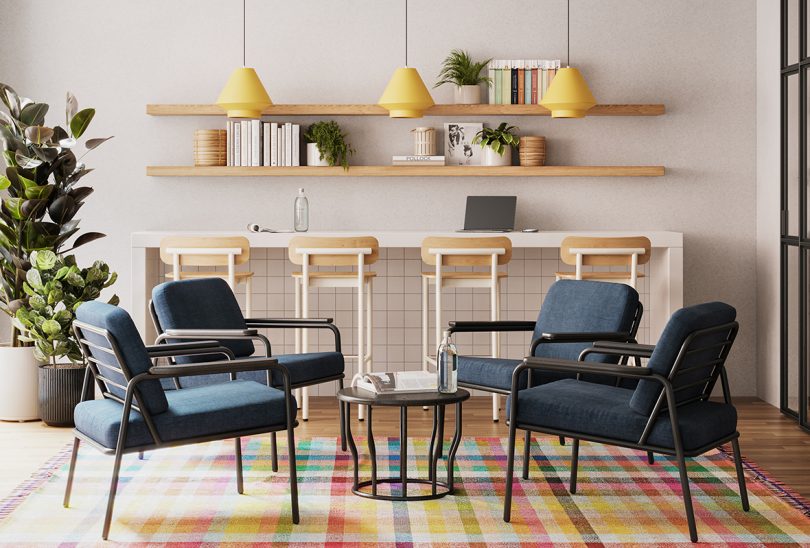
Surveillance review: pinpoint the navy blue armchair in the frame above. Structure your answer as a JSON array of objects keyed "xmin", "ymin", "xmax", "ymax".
[
  {"xmin": 503, "ymin": 302, "xmax": 749, "ymax": 543},
  {"xmin": 150, "ymin": 278, "xmax": 346, "ymax": 456},
  {"xmin": 66, "ymin": 301, "xmax": 300, "ymax": 540}
]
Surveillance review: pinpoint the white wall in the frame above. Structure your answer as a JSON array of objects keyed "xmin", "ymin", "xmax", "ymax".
[
  {"xmin": 0, "ymin": 0, "xmax": 759, "ymax": 394},
  {"xmin": 756, "ymin": 0, "xmax": 781, "ymax": 406}
]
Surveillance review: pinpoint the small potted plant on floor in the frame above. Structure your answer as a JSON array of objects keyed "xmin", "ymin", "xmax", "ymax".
[
  {"xmin": 304, "ymin": 121, "xmax": 353, "ymax": 170},
  {"xmin": 472, "ymin": 123, "xmax": 519, "ymax": 166},
  {"xmin": 434, "ymin": 49, "xmax": 492, "ymax": 105},
  {"xmin": 14, "ymin": 251, "xmax": 118, "ymax": 426}
]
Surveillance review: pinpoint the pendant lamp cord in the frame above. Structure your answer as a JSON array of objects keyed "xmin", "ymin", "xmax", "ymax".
[
  {"xmin": 243, "ymin": 0, "xmax": 247, "ymax": 67},
  {"xmin": 405, "ymin": 0, "xmax": 409, "ymax": 66},
  {"xmin": 566, "ymin": 0, "xmax": 570, "ymax": 67}
]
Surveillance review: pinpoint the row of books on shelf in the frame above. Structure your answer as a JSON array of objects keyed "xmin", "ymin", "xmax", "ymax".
[
  {"xmin": 487, "ymin": 59, "xmax": 561, "ymax": 105},
  {"xmin": 226, "ymin": 120, "xmax": 300, "ymax": 167}
]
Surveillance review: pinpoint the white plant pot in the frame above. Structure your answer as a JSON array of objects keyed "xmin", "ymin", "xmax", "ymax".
[
  {"xmin": 453, "ymin": 85, "xmax": 482, "ymax": 105},
  {"xmin": 483, "ymin": 146, "xmax": 512, "ymax": 166},
  {"xmin": 0, "ymin": 345, "xmax": 41, "ymax": 421},
  {"xmin": 306, "ymin": 143, "xmax": 330, "ymax": 167}
]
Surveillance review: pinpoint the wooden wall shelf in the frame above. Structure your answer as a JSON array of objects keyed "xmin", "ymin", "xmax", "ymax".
[
  {"xmin": 146, "ymin": 165, "xmax": 665, "ymax": 178},
  {"xmin": 146, "ymin": 103, "xmax": 665, "ymax": 117}
]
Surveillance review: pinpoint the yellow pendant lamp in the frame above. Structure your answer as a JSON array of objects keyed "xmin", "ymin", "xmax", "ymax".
[
  {"xmin": 540, "ymin": 0, "xmax": 596, "ymax": 118},
  {"xmin": 378, "ymin": 0, "xmax": 434, "ymax": 118},
  {"xmin": 216, "ymin": 0, "xmax": 272, "ymax": 118}
]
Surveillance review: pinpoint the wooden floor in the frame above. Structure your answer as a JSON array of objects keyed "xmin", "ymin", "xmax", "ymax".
[{"xmin": 1, "ymin": 397, "xmax": 809, "ymax": 500}]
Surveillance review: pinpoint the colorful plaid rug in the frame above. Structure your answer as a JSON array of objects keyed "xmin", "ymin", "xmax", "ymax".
[{"xmin": 0, "ymin": 436, "xmax": 808, "ymax": 546}]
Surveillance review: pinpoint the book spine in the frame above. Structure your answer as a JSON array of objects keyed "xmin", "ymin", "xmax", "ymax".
[
  {"xmin": 251, "ymin": 119, "xmax": 261, "ymax": 166},
  {"xmin": 233, "ymin": 122, "xmax": 240, "ymax": 166},
  {"xmin": 270, "ymin": 122, "xmax": 278, "ymax": 166},
  {"xmin": 531, "ymin": 61, "xmax": 538, "ymax": 104},
  {"xmin": 292, "ymin": 124, "xmax": 300, "ymax": 167},
  {"xmin": 501, "ymin": 60, "xmax": 511, "ymax": 105},
  {"xmin": 524, "ymin": 60, "xmax": 532, "ymax": 104},
  {"xmin": 225, "ymin": 120, "xmax": 232, "ymax": 166},
  {"xmin": 285, "ymin": 123, "xmax": 292, "ymax": 167},
  {"xmin": 263, "ymin": 122, "xmax": 270, "ymax": 166},
  {"xmin": 510, "ymin": 61, "xmax": 518, "ymax": 104},
  {"xmin": 494, "ymin": 60, "xmax": 501, "ymax": 105},
  {"xmin": 488, "ymin": 60, "xmax": 495, "ymax": 104},
  {"xmin": 280, "ymin": 126, "xmax": 286, "ymax": 167},
  {"xmin": 540, "ymin": 61, "xmax": 548, "ymax": 101},
  {"xmin": 239, "ymin": 120, "xmax": 247, "ymax": 166},
  {"xmin": 517, "ymin": 60, "xmax": 525, "ymax": 105}
]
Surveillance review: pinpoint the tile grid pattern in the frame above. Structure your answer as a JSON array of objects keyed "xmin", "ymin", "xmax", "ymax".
[{"xmin": 152, "ymin": 248, "xmax": 650, "ymax": 395}]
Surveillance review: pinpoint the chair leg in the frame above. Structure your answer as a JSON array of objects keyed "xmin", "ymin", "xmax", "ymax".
[
  {"xmin": 559, "ymin": 435, "xmax": 566, "ymax": 446},
  {"xmin": 101, "ymin": 448, "xmax": 125, "ymax": 540},
  {"xmin": 339, "ymin": 380, "xmax": 347, "ymax": 451},
  {"xmin": 569, "ymin": 439, "xmax": 579, "ymax": 494},
  {"xmin": 270, "ymin": 432, "xmax": 279, "ymax": 472},
  {"xmin": 138, "ymin": 451, "xmax": 144, "ymax": 460},
  {"xmin": 286, "ymin": 425, "xmax": 300, "ymax": 524},
  {"xmin": 647, "ymin": 451, "xmax": 655, "ymax": 464},
  {"xmin": 521, "ymin": 430, "xmax": 531, "ymax": 479},
  {"xmin": 63, "ymin": 437, "xmax": 80, "ymax": 507},
  {"xmin": 235, "ymin": 437, "xmax": 244, "ymax": 494},
  {"xmin": 731, "ymin": 438, "xmax": 750, "ymax": 511},
  {"xmin": 675, "ymin": 450, "xmax": 698, "ymax": 542},
  {"xmin": 503, "ymin": 423, "xmax": 518, "ymax": 522}
]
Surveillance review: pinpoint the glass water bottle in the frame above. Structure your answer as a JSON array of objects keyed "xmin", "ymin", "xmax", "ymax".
[
  {"xmin": 437, "ymin": 330, "xmax": 458, "ymax": 393},
  {"xmin": 294, "ymin": 188, "xmax": 309, "ymax": 232}
]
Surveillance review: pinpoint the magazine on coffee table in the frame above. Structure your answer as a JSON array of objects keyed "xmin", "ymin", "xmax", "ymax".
[{"xmin": 353, "ymin": 371, "xmax": 437, "ymax": 394}]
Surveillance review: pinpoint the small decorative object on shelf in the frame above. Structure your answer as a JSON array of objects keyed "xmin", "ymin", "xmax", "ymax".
[
  {"xmin": 437, "ymin": 330, "xmax": 458, "ymax": 394},
  {"xmin": 294, "ymin": 188, "xmax": 309, "ymax": 232},
  {"xmin": 444, "ymin": 122, "xmax": 483, "ymax": 165},
  {"xmin": 473, "ymin": 122, "xmax": 519, "ymax": 166},
  {"xmin": 412, "ymin": 126, "xmax": 437, "ymax": 155},
  {"xmin": 303, "ymin": 121, "xmax": 353, "ymax": 170},
  {"xmin": 519, "ymin": 136, "xmax": 546, "ymax": 166},
  {"xmin": 487, "ymin": 59, "xmax": 561, "ymax": 105},
  {"xmin": 435, "ymin": 49, "xmax": 492, "ymax": 105},
  {"xmin": 193, "ymin": 129, "xmax": 226, "ymax": 166},
  {"xmin": 392, "ymin": 155, "xmax": 445, "ymax": 166}
]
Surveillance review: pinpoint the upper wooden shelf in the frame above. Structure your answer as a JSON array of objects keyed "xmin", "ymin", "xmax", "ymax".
[
  {"xmin": 146, "ymin": 165, "xmax": 665, "ymax": 177},
  {"xmin": 146, "ymin": 103, "xmax": 665, "ymax": 117}
]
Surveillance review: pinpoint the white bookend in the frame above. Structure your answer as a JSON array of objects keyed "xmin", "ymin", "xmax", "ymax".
[
  {"xmin": 251, "ymin": 119, "xmax": 261, "ymax": 166},
  {"xmin": 233, "ymin": 122, "xmax": 241, "ymax": 167},
  {"xmin": 263, "ymin": 122, "xmax": 270, "ymax": 166},
  {"xmin": 285, "ymin": 123, "xmax": 292, "ymax": 167},
  {"xmin": 292, "ymin": 124, "xmax": 300, "ymax": 166},
  {"xmin": 270, "ymin": 122, "xmax": 278, "ymax": 166}
]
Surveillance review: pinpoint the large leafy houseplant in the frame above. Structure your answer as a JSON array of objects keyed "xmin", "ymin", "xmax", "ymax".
[
  {"xmin": 0, "ymin": 83, "xmax": 111, "ymax": 346},
  {"xmin": 434, "ymin": 49, "xmax": 492, "ymax": 88},
  {"xmin": 304, "ymin": 121, "xmax": 354, "ymax": 170},
  {"xmin": 14, "ymin": 250, "xmax": 118, "ymax": 365}
]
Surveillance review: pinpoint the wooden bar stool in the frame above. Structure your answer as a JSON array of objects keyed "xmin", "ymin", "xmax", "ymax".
[
  {"xmin": 421, "ymin": 236, "xmax": 512, "ymax": 421},
  {"xmin": 556, "ymin": 236, "xmax": 651, "ymax": 289},
  {"xmin": 288, "ymin": 236, "xmax": 379, "ymax": 421},
  {"xmin": 159, "ymin": 236, "xmax": 254, "ymax": 315}
]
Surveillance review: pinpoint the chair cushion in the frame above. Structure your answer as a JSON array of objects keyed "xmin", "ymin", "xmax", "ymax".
[
  {"xmin": 74, "ymin": 380, "xmax": 293, "ymax": 449},
  {"xmin": 168, "ymin": 352, "xmax": 344, "ymax": 389},
  {"xmin": 513, "ymin": 378, "xmax": 737, "ymax": 451},
  {"xmin": 533, "ymin": 280, "xmax": 640, "ymax": 363},
  {"xmin": 630, "ymin": 302, "xmax": 737, "ymax": 416},
  {"xmin": 151, "ymin": 278, "xmax": 255, "ymax": 360},
  {"xmin": 458, "ymin": 355, "xmax": 570, "ymax": 392},
  {"xmin": 75, "ymin": 302, "xmax": 169, "ymax": 415}
]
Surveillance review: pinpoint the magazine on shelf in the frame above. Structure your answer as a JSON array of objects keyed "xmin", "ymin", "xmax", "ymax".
[{"xmin": 353, "ymin": 371, "xmax": 437, "ymax": 394}]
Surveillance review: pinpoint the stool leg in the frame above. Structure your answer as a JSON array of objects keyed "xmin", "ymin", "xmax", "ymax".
[
  {"xmin": 357, "ymin": 261, "xmax": 365, "ymax": 422},
  {"xmin": 422, "ymin": 276, "xmax": 429, "ymax": 371},
  {"xmin": 366, "ymin": 280, "xmax": 373, "ymax": 366},
  {"xmin": 245, "ymin": 276, "xmax": 252, "ymax": 318},
  {"xmin": 302, "ymin": 387, "xmax": 309, "ymax": 421},
  {"xmin": 491, "ymin": 275, "xmax": 500, "ymax": 422},
  {"xmin": 294, "ymin": 277, "xmax": 302, "ymax": 408}
]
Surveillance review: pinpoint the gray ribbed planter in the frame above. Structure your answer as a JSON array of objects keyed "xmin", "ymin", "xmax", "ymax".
[{"xmin": 38, "ymin": 364, "xmax": 87, "ymax": 427}]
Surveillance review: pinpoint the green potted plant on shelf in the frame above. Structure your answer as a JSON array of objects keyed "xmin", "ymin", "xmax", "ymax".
[
  {"xmin": 14, "ymin": 251, "xmax": 118, "ymax": 426},
  {"xmin": 304, "ymin": 121, "xmax": 354, "ymax": 170},
  {"xmin": 472, "ymin": 122, "xmax": 519, "ymax": 166},
  {"xmin": 0, "ymin": 82, "xmax": 111, "ymax": 421},
  {"xmin": 434, "ymin": 49, "xmax": 492, "ymax": 105}
]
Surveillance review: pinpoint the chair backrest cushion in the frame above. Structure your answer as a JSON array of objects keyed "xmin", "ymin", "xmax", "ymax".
[
  {"xmin": 629, "ymin": 302, "xmax": 737, "ymax": 416},
  {"xmin": 159, "ymin": 235, "xmax": 250, "ymax": 267},
  {"xmin": 420, "ymin": 236, "xmax": 512, "ymax": 266},
  {"xmin": 533, "ymin": 280, "xmax": 640, "ymax": 362},
  {"xmin": 75, "ymin": 301, "xmax": 169, "ymax": 415},
  {"xmin": 151, "ymin": 278, "xmax": 255, "ymax": 359}
]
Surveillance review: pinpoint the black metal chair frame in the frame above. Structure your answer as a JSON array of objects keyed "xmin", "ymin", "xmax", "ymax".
[
  {"xmin": 66, "ymin": 321, "xmax": 300, "ymax": 540},
  {"xmin": 502, "ymin": 321, "xmax": 750, "ymax": 543},
  {"xmin": 149, "ymin": 300, "xmax": 347, "ymax": 459}
]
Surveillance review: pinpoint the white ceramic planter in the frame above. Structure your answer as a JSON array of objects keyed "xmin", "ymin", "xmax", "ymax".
[
  {"xmin": 483, "ymin": 146, "xmax": 512, "ymax": 166},
  {"xmin": 306, "ymin": 143, "xmax": 330, "ymax": 167},
  {"xmin": 453, "ymin": 85, "xmax": 482, "ymax": 105},
  {"xmin": 0, "ymin": 345, "xmax": 40, "ymax": 421}
]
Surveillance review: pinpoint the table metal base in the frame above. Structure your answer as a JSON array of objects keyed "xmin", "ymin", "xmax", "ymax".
[{"xmin": 352, "ymin": 478, "xmax": 453, "ymax": 501}]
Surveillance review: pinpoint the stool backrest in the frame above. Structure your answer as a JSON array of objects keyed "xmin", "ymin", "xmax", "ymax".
[
  {"xmin": 288, "ymin": 236, "xmax": 379, "ymax": 266},
  {"xmin": 420, "ymin": 236, "xmax": 513, "ymax": 266},
  {"xmin": 159, "ymin": 236, "xmax": 250, "ymax": 268},
  {"xmin": 560, "ymin": 236, "xmax": 651, "ymax": 268}
]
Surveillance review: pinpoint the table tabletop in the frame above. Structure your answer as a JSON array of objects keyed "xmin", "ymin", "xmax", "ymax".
[{"xmin": 337, "ymin": 387, "xmax": 471, "ymax": 407}]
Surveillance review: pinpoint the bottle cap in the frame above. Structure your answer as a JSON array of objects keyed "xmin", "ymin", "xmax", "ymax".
[{"xmin": 298, "ymin": 188, "xmax": 304, "ymax": 194}]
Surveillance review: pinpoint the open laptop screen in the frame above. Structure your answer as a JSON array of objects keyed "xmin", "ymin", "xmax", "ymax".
[{"xmin": 463, "ymin": 196, "xmax": 517, "ymax": 231}]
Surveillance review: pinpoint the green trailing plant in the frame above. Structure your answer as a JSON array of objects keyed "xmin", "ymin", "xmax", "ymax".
[
  {"xmin": 13, "ymin": 250, "xmax": 118, "ymax": 365},
  {"xmin": 304, "ymin": 121, "xmax": 353, "ymax": 170},
  {"xmin": 434, "ymin": 49, "xmax": 492, "ymax": 88},
  {"xmin": 472, "ymin": 123, "xmax": 519, "ymax": 156},
  {"xmin": 0, "ymin": 83, "xmax": 112, "ymax": 345}
]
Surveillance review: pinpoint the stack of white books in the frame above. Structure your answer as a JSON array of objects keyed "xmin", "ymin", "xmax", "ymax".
[
  {"xmin": 226, "ymin": 120, "xmax": 300, "ymax": 167},
  {"xmin": 391, "ymin": 155, "xmax": 446, "ymax": 166},
  {"xmin": 352, "ymin": 371, "xmax": 438, "ymax": 394}
]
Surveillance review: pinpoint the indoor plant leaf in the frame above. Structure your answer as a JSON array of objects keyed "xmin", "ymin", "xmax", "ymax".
[
  {"xmin": 18, "ymin": 103, "xmax": 49, "ymax": 127},
  {"xmin": 85, "ymin": 136, "xmax": 112, "ymax": 150},
  {"xmin": 69, "ymin": 108, "xmax": 95, "ymax": 139}
]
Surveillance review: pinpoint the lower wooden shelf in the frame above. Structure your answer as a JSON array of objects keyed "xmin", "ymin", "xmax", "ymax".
[{"xmin": 146, "ymin": 165, "xmax": 665, "ymax": 177}]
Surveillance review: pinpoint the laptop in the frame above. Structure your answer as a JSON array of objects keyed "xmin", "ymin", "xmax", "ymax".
[{"xmin": 458, "ymin": 196, "xmax": 517, "ymax": 232}]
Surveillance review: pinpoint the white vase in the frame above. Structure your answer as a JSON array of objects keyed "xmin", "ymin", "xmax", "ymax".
[
  {"xmin": 453, "ymin": 85, "xmax": 482, "ymax": 105},
  {"xmin": 483, "ymin": 146, "xmax": 512, "ymax": 166},
  {"xmin": 0, "ymin": 345, "xmax": 41, "ymax": 421},
  {"xmin": 306, "ymin": 143, "xmax": 330, "ymax": 167}
]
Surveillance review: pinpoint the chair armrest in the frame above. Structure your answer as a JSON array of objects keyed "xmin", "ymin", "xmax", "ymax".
[
  {"xmin": 448, "ymin": 320, "xmax": 536, "ymax": 334},
  {"xmin": 588, "ymin": 341, "xmax": 655, "ymax": 358},
  {"xmin": 145, "ymin": 341, "xmax": 236, "ymax": 360},
  {"xmin": 149, "ymin": 357, "xmax": 281, "ymax": 378},
  {"xmin": 163, "ymin": 328, "xmax": 258, "ymax": 338},
  {"xmin": 518, "ymin": 356, "xmax": 652, "ymax": 382},
  {"xmin": 246, "ymin": 317, "xmax": 333, "ymax": 325},
  {"xmin": 530, "ymin": 331, "xmax": 633, "ymax": 355}
]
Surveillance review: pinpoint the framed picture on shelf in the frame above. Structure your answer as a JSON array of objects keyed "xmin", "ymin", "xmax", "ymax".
[{"xmin": 444, "ymin": 122, "xmax": 483, "ymax": 165}]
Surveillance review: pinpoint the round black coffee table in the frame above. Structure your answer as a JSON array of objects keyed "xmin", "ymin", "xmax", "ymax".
[{"xmin": 336, "ymin": 387, "xmax": 470, "ymax": 501}]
